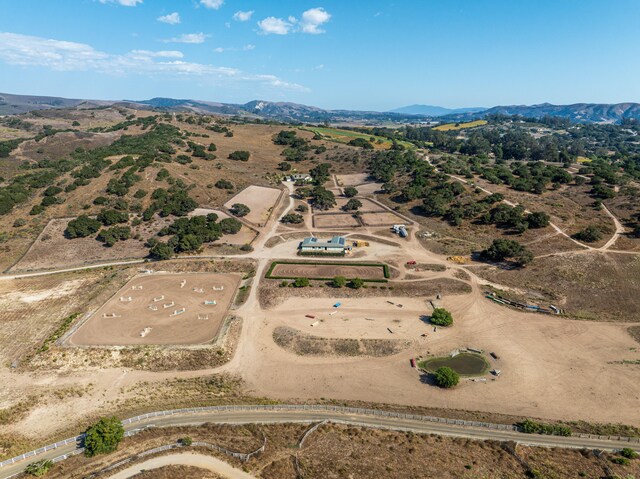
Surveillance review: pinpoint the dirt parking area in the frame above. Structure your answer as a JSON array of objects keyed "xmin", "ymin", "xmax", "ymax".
[
  {"xmin": 224, "ymin": 185, "xmax": 282, "ymax": 226},
  {"xmin": 313, "ymin": 213, "xmax": 360, "ymax": 228},
  {"xmin": 69, "ymin": 273, "xmax": 240, "ymax": 346},
  {"xmin": 268, "ymin": 262, "xmax": 386, "ymax": 280},
  {"xmin": 360, "ymin": 211, "xmax": 407, "ymax": 226}
]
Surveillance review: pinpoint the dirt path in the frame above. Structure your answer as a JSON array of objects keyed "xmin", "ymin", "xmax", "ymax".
[
  {"xmin": 106, "ymin": 452, "xmax": 255, "ymax": 479},
  {"xmin": 599, "ymin": 203, "xmax": 625, "ymax": 250}
]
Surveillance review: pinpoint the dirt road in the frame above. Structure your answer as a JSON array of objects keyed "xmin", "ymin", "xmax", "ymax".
[{"xmin": 106, "ymin": 452, "xmax": 255, "ymax": 479}]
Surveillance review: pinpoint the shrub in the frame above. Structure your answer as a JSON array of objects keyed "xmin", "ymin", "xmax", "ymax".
[
  {"xmin": 525, "ymin": 211, "xmax": 550, "ymax": 229},
  {"xmin": 430, "ymin": 308, "xmax": 453, "ymax": 327},
  {"xmin": 281, "ymin": 213, "xmax": 304, "ymax": 224},
  {"xmin": 97, "ymin": 226, "xmax": 131, "ymax": 247},
  {"xmin": 180, "ymin": 436, "xmax": 193, "ymax": 446},
  {"xmin": 13, "ymin": 218, "xmax": 26, "ymax": 227},
  {"xmin": 84, "ymin": 417, "xmax": 125, "ymax": 456},
  {"xmin": 149, "ymin": 241, "xmax": 173, "ymax": 260},
  {"xmin": 215, "ymin": 179, "xmax": 234, "ymax": 190},
  {"xmin": 24, "ymin": 459, "xmax": 53, "ymax": 477},
  {"xmin": 228, "ymin": 150, "xmax": 250, "ymax": 161},
  {"xmin": 517, "ymin": 419, "xmax": 572, "ymax": 436},
  {"xmin": 230, "ymin": 203, "xmax": 250, "ymax": 217},
  {"xmin": 65, "ymin": 215, "xmax": 101, "ymax": 238},
  {"xmin": 481, "ymin": 239, "xmax": 533, "ymax": 266},
  {"xmin": 93, "ymin": 196, "xmax": 108, "ymax": 205},
  {"xmin": 610, "ymin": 457, "xmax": 629, "ymax": 465},
  {"xmin": 219, "ymin": 217, "xmax": 242, "ymax": 234},
  {"xmin": 433, "ymin": 367, "xmax": 459, "ymax": 388},
  {"xmin": 296, "ymin": 204, "xmax": 308, "ymax": 212},
  {"xmin": 349, "ymin": 277, "xmax": 365, "ymax": 289},
  {"xmin": 97, "ymin": 209, "xmax": 129, "ymax": 226},
  {"xmin": 208, "ymin": 143, "xmax": 217, "ymax": 152},
  {"xmin": 293, "ymin": 277, "xmax": 310, "ymax": 288},
  {"xmin": 278, "ymin": 161, "xmax": 292, "ymax": 171},
  {"xmin": 343, "ymin": 186, "xmax": 358, "ymax": 198},
  {"xmin": 620, "ymin": 448, "xmax": 638, "ymax": 459},
  {"xmin": 331, "ymin": 276, "xmax": 347, "ymax": 288},
  {"xmin": 343, "ymin": 199, "xmax": 363, "ymax": 211},
  {"xmin": 573, "ymin": 225, "xmax": 603, "ymax": 243},
  {"xmin": 133, "ymin": 189, "xmax": 147, "ymax": 199}
]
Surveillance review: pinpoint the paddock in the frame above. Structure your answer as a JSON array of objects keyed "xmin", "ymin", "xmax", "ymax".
[{"xmin": 69, "ymin": 273, "xmax": 240, "ymax": 346}]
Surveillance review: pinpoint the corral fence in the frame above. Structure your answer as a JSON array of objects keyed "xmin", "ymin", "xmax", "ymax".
[{"xmin": 3, "ymin": 404, "xmax": 639, "ymax": 470}]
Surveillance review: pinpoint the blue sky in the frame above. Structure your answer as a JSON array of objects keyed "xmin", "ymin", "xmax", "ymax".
[{"xmin": 0, "ymin": 0, "xmax": 639, "ymax": 110}]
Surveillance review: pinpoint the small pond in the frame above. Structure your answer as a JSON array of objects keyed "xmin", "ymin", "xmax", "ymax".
[{"xmin": 419, "ymin": 352, "xmax": 489, "ymax": 376}]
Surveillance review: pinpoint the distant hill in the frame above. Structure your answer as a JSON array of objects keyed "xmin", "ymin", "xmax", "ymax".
[
  {"xmin": 389, "ymin": 104, "xmax": 486, "ymax": 117},
  {"xmin": 477, "ymin": 103, "xmax": 640, "ymax": 124},
  {"xmin": 2, "ymin": 93, "xmax": 640, "ymax": 124},
  {"xmin": 0, "ymin": 92, "xmax": 113, "ymax": 115}
]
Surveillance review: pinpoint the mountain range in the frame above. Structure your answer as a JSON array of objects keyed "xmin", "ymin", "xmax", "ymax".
[
  {"xmin": 388, "ymin": 104, "xmax": 486, "ymax": 116},
  {"xmin": 1, "ymin": 92, "xmax": 639, "ymax": 124}
]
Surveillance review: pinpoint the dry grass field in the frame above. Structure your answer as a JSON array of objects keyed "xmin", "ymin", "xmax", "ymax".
[
  {"xmin": 70, "ymin": 273, "xmax": 240, "ymax": 346},
  {"xmin": 43, "ymin": 423, "xmax": 640, "ymax": 479},
  {"xmin": 223, "ymin": 185, "xmax": 282, "ymax": 226},
  {"xmin": 474, "ymin": 251, "xmax": 640, "ymax": 321},
  {"xmin": 313, "ymin": 213, "xmax": 360, "ymax": 228},
  {"xmin": 433, "ymin": 119, "xmax": 488, "ymax": 131},
  {"xmin": 0, "ymin": 269, "xmax": 125, "ymax": 365},
  {"xmin": 360, "ymin": 211, "xmax": 407, "ymax": 227}
]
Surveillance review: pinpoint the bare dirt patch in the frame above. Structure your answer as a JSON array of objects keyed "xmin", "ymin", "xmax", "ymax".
[
  {"xmin": 335, "ymin": 173, "xmax": 372, "ymax": 186},
  {"xmin": 131, "ymin": 465, "xmax": 222, "ymax": 479},
  {"xmin": 273, "ymin": 326, "xmax": 410, "ymax": 357},
  {"xmin": 269, "ymin": 263, "xmax": 387, "ymax": 280},
  {"xmin": 224, "ymin": 185, "xmax": 282, "ymax": 226},
  {"xmin": 360, "ymin": 211, "xmax": 407, "ymax": 226},
  {"xmin": 313, "ymin": 213, "xmax": 361, "ymax": 228},
  {"xmin": 69, "ymin": 273, "xmax": 240, "ymax": 346}
]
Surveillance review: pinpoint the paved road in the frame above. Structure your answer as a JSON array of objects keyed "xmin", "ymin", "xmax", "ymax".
[{"xmin": 1, "ymin": 409, "xmax": 636, "ymax": 479}]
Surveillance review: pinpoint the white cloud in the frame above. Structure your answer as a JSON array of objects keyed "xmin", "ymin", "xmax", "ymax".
[
  {"xmin": 257, "ymin": 8, "xmax": 331, "ymax": 35},
  {"xmin": 312, "ymin": 64, "xmax": 324, "ymax": 70},
  {"xmin": 130, "ymin": 50, "xmax": 184, "ymax": 59},
  {"xmin": 200, "ymin": 0, "xmax": 223, "ymax": 10},
  {"xmin": 0, "ymin": 32, "xmax": 306, "ymax": 91},
  {"xmin": 99, "ymin": 0, "xmax": 143, "ymax": 6},
  {"xmin": 214, "ymin": 44, "xmax": 255, "ymax": 53},
  {"xmin": 158, "ymin": 12, "xmax": 181, "ymax": 25},
  {"xmin": 257, "ymin": 17, "xmax": 294, "ymax": 35},
  {"xmin": 233, "ymin": 10, "xmax": 253, "ymax": 22},
  {"xmin": 300, "ymin": 7, "xmax": 331, "ymax": 34},
  {"xmin": 165, "ymin": 33, "xmax": 208, "ymax": 44}
]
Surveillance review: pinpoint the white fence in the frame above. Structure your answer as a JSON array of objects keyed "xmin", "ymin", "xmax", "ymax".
[{"xmin": 2, "ymin": 404, "xmax": 639, "ymax": 470}]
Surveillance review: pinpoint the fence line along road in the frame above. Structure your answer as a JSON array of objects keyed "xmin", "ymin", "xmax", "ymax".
[{"xmin": 2, "ymin": 404, "xmax": 639, "ymax": 472}]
